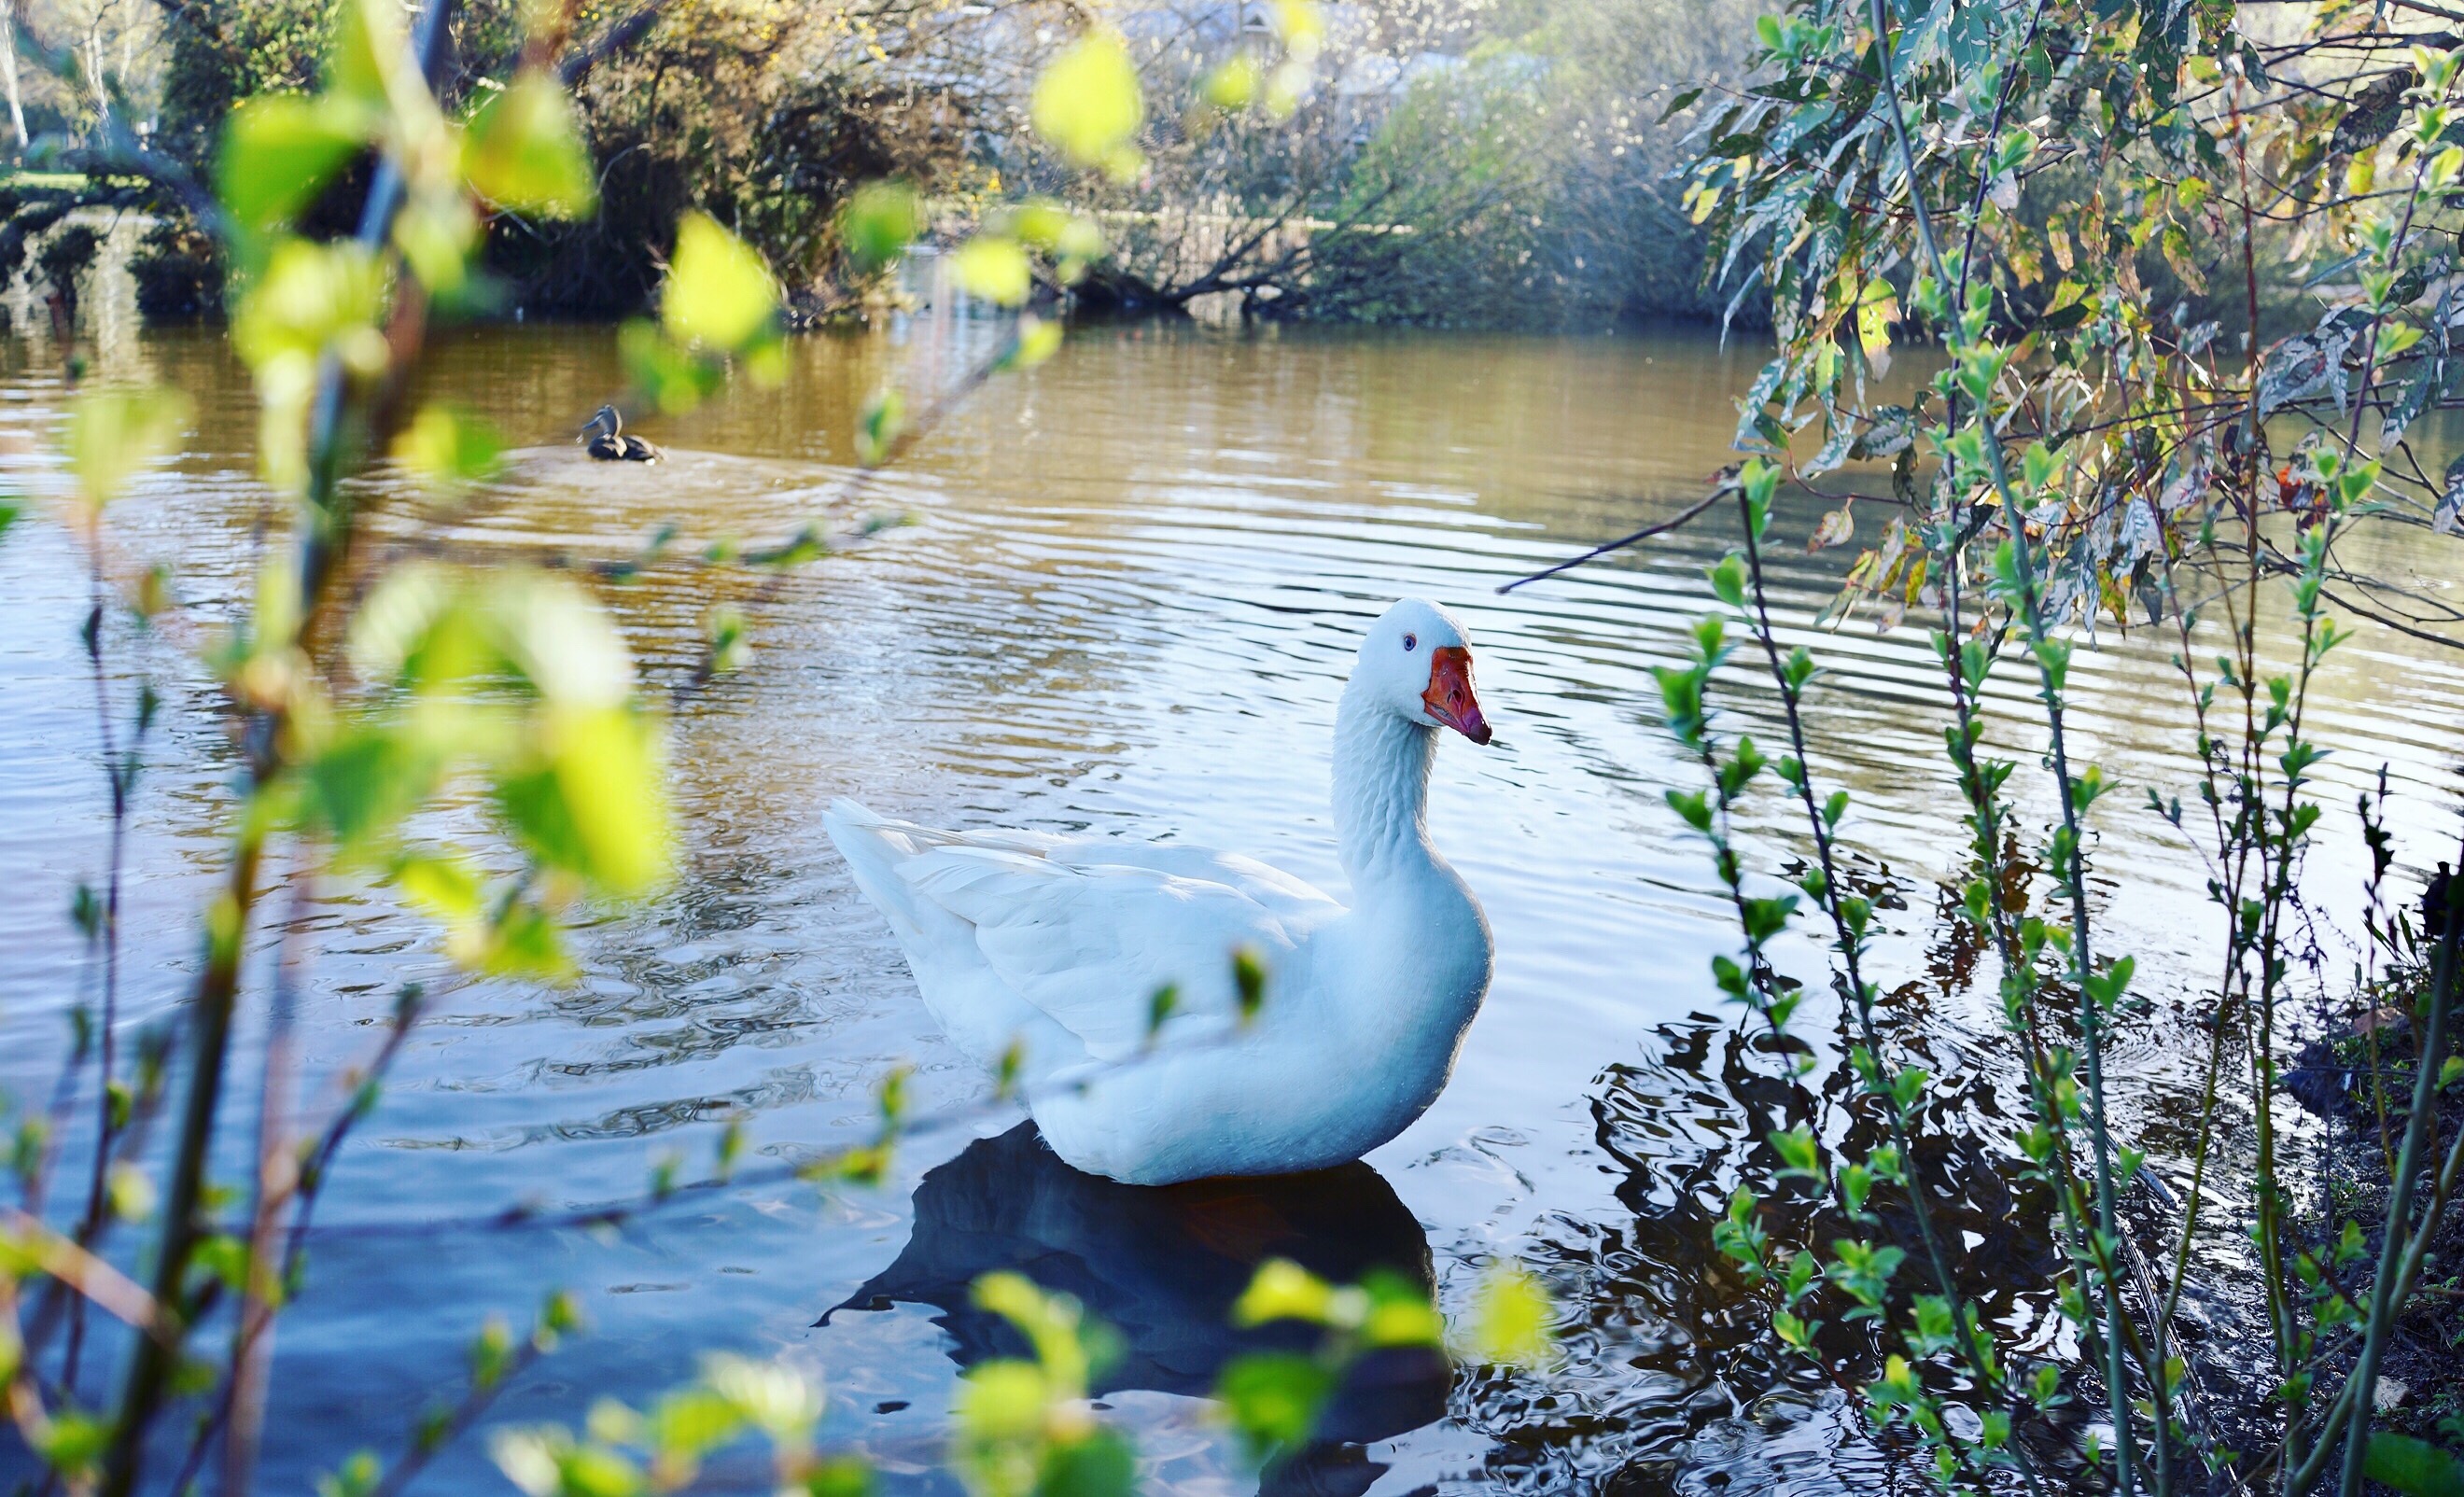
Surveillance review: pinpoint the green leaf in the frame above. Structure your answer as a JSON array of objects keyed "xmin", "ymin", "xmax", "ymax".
[
  {"xmin": 1214, "ymin": 1352, "xmax": 1334, "ymax": 1457},
  {"xmin": 2365, "ymin": 1432, "xmax": 2464, "ymax": 1495},
  {"xmin": 1036, "ymin": 1429, "xmax": 1134, "ymax": 1497},
  {"xmin": 1233, "ymin": 944, "xmax": 1268, "ymax": 1021},
  {"xmin": 840, "ymin": 180, "xmax": 926, "ymax": 273},
  {"xmin": 856, "ymin": 385, "xmax": 905, "ymax": 466},
  {"xmin": 802, "ymin": 1455, "xmax": 874, "ymax": 1497},
  {"xmin": 662, "ymin": 212, "xmax": 779, "ymax": 353},
  {"xmin": 217, "ymin": 95, "xmax": 368, "ymax": 235},
  {"xmin": 494, "ymin": 707, "xmax": 671, "ymax": 896},
  {"xmin": 326, "ymin": 0, "xmax": 402, "ymax": 113},
  {"xmin": 1032, "ymin": 30, "xmax": 1144, "ymax": 170},
  {"xmin": 462, "ymin": 72, "xmax": 597, "ymax": 218},
  {"xmin": 618, "ymin": 318, "xmax": 724, "ymax": 415},
  {"xmin": 1769, "ymin": 1125, "xmax": 1820, "ymax": 1177},
  {"xmin": 64, "ymin": 387, "xmax": 189, "ymax": 516}
]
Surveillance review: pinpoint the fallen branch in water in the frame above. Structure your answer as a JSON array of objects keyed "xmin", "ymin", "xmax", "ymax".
[{"xmin": 1493, "ymin": 474, "xmax": 1735, "ymax": 595}]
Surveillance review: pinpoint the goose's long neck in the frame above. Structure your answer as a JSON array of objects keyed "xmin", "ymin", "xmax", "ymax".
[{"xmin": 1333, "ymin": 682, "xmax": 1439, "ymax": 894}]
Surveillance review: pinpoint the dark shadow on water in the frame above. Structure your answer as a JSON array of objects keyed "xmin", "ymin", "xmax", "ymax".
[{"xmin": 829, "ymin": 1123, "xmax": 1449, "ymax": 1494}]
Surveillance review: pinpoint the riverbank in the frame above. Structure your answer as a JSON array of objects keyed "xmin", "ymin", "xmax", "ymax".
[{"xmin": 2290, "ymin": 949, "xmax": 2464, "ymax": 1491}]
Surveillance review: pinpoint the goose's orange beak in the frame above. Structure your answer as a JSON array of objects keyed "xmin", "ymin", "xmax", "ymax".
[{"xmin": 1422, "ymin": 646, "xmax": 1491, "ymax": 745}]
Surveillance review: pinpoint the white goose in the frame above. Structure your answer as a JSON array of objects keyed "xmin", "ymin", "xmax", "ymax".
[{"xmin": 826, "ymin": 597, "xmax": 1496, "ymax": 1185}]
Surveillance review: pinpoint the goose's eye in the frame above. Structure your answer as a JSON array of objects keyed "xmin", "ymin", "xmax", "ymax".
[{"xmin": 1403, "ymin": 633, "xmax": 1418, "ymax": 651}]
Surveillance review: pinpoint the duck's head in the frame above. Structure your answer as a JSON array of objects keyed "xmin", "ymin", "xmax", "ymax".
[
  {"xmin": 578, "ymin": 404, "xmax": 621, "ymax": 442},
  {"xmin": 1356, "ymin": 597, "xmax": 1491, "ymax": 746}
]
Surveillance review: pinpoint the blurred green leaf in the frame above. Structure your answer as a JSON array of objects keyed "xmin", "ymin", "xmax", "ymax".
[
  {"xmin": 217, "ymin": 96, "xmax": 368, "ymax": 236},
  {"xmin": 1465, "ymin": 1262, "xmax": 1553, "ymax": 1366},
  {"xmin": 1214, "ymin": 1352, "xmax": 1333, "ymax": 1458},
  {"xmin": 463, "ymin": 72, "xmax": 597, "ymax": 218},
  {"xmin": 392, "ymin": 188, "xmax": 481, "ymax": 297},
  {"xmin": 2367, "ymin": 1432, "xmax": 2464, "ymax": 1495},
  {"xmin": 1031, "ymin": 30, "xmax": 1143, "ymax": 171},
  {"xmin": 955, "ymin": 1358, "xmax": 1050, "ymax": 1443},
  {"xmin": 698, "ymin": 1353, "xmax": 819, "ymax": 1438},
  {"xmin": 803, "ymin": 1455, "xmax": 874, "ymax": 1497},
  {"xmin": 394, "ymin": 403, "xmax": 504, "ymax": 497},
  {"xmin": 840, "ymin": 180, "xmax": 926, "ymax": 273},
  {"xmin": 663, "ymin": 212, "xmax": 779, "ymax": 352},
  {"xmin": 953, "ymin": 236, "xmax": 1032, "ymax": 307},
  {"xmin": 857, "ymin": 385, "xmax": 905, "ymax": 466},
  {"xmin": 1000, "ymin": 315, "xmax": 1064, "ymax": 372},
  {"xmin": 494, "ymin": 706, "xmax": 671, "ymax": 896},
  {"xmin": 1033, "ymin": 1429, "xmax": 1133, "ymax": 1497},
  {"xmin": 1231, "ymin": 1258, "xmax": 1337, "ymax": 1326},
  {"xmin": 1358, "ymin": 1272, "xmax": 1445, "ymax": 1348},
  {"xmin": 619, "ymin": 318, "xmax": 725, "ymax": 415},
  {"xmin": 64, "ymin": 387, "xmax": 189, "ymax": 517},
  {"xmin": 1203, "ymin": 55, "xmax": 1259, "ymax": 111},
  {"xmin": 325, "ymin": 0, "xmax": 402, "ymax": 113}
]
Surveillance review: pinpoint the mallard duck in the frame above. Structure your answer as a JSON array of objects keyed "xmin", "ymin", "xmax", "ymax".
[
  {"xmin": 827, "ymin": 597, "xmax": 1497, "ymax": 1184},
  {"xmin": 579, "ymin": 404, "xmax": 660, "ymax": 462}
]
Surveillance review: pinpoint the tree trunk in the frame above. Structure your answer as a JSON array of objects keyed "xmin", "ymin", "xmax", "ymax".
[{"xmin": 0, "ymin": 2, "xmax": 29, "ymax": 155}]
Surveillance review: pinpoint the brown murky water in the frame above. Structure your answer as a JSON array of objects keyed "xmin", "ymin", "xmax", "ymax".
[{"xmin": 3, "ymin": 311, "xmax": 2460, "ymax": 1494}]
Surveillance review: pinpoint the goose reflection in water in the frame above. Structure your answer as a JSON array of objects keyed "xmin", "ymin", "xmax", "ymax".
[{"xmin": 830, "ymin": 1123, "xmax": 1449, "ymax": 1496}]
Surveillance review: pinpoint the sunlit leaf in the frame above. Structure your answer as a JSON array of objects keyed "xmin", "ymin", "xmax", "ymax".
[
  {"xmin": 954, "ymin": 1358, "xmax": 1049, "ymax": 1442},
  {"xmin": 1031, "ymin": 30, "xmax": 1143, "ymax": 170},
  {"xmin": 1465, "ymin": 1262, "xmax": 1553, "ymax": 1366},
  {"xmin": 699, "ymin": 1353, "xmax": 819, "ymax": 1437},
  {"xmin": 63, "ymin": 387, "xmax": 189, "ymax": 518},
  {"xmin": 1000, "ymin": 315, "xmax": 1064, "ymax": 371},
  {"xmin": 1232, "ymin": 1258, "xmax": 1337, "ymax": 1326},
  {"xmin": 952, "ymin": 236, "xmax": 1031, "ymax": 307},
  {"xmin": 462, "ymin": 72, "xmax": 597, "ymax": 218},
  {"xmin": 1202, "ymin": 55, "xmax": 1259, "ymax": 110},
  {"xmin": 326, "ymin": 0, "xmax": 403, "ymax": 112},
  {"xmin": 662, "ymin": 212, "xmax": 779, "ymax": 353},
  {"xmin": 217, "ymin": 96, "xmax": 368, "ymax": 235}
]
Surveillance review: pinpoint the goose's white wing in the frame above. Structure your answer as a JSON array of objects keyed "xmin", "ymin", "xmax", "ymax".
[{"xmin": 899, "ymin": 844, "xmax": 1310, "ymax": 1064}]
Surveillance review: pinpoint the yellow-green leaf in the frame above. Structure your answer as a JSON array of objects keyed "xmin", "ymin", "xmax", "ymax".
[
  {"xmin": 1465, "ymin": 1263, "xmax": 1554, "ymax": 1366},
  {"xmin": 1001, "ymin": 314, "xmax": 1064, "ymax": 371},
  {"xmin": 1203, "ymin": 54, "xmax": 1259, "ymax": 110},
  {"xmin": 325, "ymin": 0, "xmax": 403, "ymax": 113},
  {"xmin": 1031, "ymin": 30, "xmax": 1143, "ymax": 169},
  {"xmin": 952, "ymin": 235, "xmax": 1031, "ymax": 307},
  {"xmin": 1232, "ymin": 1259, "xmax": 1338, "ymax": 1326},
  {"xmin": 217, "ymin": 95, "xmax": 368, "ymax": 235},
  {"xmin": 662, "ymin": 212, "xmax": 778, "ymax": 352},
  {"xmin": 64, "ymin": 387, "xmax": 189, "ymax": 517},
  {"xmin": 462, "ymin": 71, "xmax": 597, "ymax": 218}
]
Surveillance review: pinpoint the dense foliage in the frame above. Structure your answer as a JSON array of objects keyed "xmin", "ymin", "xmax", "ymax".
[{"xmin": 1634, "ymin": 0, "xmax": 2464, "ymax": 1490}]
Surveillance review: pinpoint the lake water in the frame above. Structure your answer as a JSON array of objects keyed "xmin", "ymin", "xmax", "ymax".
[{"xmin": 4, "ymin": 315, "xmax": 2461, "ymax": 1495}]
